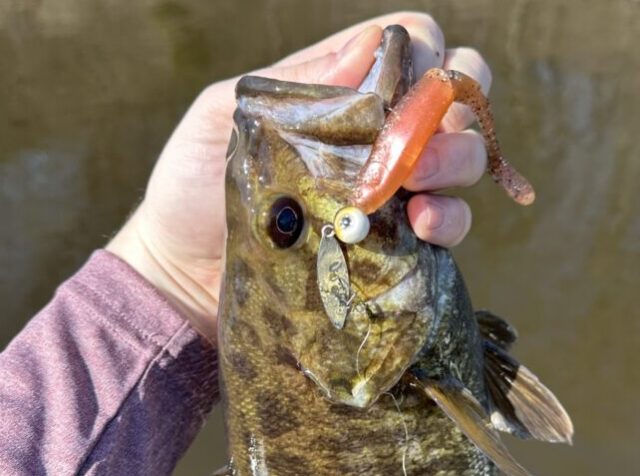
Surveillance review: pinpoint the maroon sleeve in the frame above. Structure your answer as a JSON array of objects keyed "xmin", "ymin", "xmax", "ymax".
[{"xmin": 0, "ymin": 250, "xmax": 219, "ymax": 475}]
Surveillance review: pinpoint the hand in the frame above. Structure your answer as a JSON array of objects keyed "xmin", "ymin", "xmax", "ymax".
[{"xmin": 106, "ymin": 12, "xmax": 492, "ymax": 343}]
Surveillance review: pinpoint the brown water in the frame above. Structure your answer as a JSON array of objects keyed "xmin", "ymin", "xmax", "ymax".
[{"xmin": 2, "ymin": 0, "xmax": 638, "ymax": 474}]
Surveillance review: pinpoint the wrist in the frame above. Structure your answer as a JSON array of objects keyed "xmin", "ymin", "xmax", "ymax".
[{"xmin": 106, "ymin": 209, "xmax": 220, "ymax": 344}]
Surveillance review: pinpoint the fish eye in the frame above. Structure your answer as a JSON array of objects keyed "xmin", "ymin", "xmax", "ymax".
[{"xmin": 267, "ymin": 196, "xmax": 305, "ymax": 248}]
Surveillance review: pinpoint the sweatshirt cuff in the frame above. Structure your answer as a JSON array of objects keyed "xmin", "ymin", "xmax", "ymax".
[{"xmin": 66, "ymin": 249, "xmax": 219, "ymax": 401}]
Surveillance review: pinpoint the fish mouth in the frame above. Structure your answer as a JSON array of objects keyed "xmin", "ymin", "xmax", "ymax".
[
  {"xmin": 299, "ymin": 248, "xmax": 431, "ymax": 409},
  {"xmin": 306, "ymin": 264, "xmax": 429, "ymax": 409},
  {"xmin": 302, "ymin": 367, "xmax": 381, "ymax": 409},
  {"xmin": 349, "ymin": 264, "xmax": 431, "ymax": 405}
]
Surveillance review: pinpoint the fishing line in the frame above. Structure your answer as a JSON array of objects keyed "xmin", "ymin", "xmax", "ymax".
[
  {"xmin": 385, "ymin": 391, "xmax": 409, "ymax": 476},
  {"xmin": 355, "ymin": 319, "xmax": 372, "ymax": 378}
]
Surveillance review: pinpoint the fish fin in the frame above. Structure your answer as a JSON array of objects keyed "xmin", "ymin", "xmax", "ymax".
[
  {"xmin": 484, "ymin": 341, "xmax": 574, "ymax": 444},
  {"xmin": 211, "ymin": 464, "xmax": 233, "ymax": 476},
  {"xmin": 475, "ymin": 309, "xmax": 518, "ymax": 350},
  {"xmin": 407, "ymin": 374, "xmax": 532, "ymax": 476}
]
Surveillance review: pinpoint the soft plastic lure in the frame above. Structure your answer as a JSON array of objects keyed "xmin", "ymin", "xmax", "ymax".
[{"xmin": 334, "ymin": 68, "xmax": 535, "ymax": 244}]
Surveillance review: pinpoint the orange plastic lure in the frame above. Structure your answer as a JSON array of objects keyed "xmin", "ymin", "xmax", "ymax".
[{"xmin": 351, "ymin": 68, "xmax": 535, "ymax": 215}]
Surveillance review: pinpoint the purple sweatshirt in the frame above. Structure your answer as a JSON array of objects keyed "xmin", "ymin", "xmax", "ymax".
[{"xmin": 0, "ymin": 251, "xmax": 219, "ymax": 475}]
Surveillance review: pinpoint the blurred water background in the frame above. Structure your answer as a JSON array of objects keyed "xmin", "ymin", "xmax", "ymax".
[{"xmin": 1, "ymin": 0, "xmax": 639, "ymax": 474}]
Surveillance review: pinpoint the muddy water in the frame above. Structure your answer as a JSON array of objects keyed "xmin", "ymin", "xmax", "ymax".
[{"xmin": 1, "ymin": 0, "xmax": 638, "ymax": 474}]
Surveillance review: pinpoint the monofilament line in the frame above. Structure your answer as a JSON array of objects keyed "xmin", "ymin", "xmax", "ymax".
[{"xmin": 385, "ymin": 391, "xmax": 409, "ymax": 476}]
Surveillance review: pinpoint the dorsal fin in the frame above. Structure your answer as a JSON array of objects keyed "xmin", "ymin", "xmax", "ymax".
[
  {"xmin": 406, "ymin": 374, "xmax": 532, "ymax": 476},
  {"xmin": 483, "ymin": 341, "xmax": 574, "ymax": 444},
  {"xmin": 475, "ymin": 310, "xmax": 518, "ymax": 350}
]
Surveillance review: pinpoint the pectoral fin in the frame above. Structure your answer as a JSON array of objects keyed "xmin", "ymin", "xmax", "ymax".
[
  {"xmin": 407, "ymin": 374, "xmax": 532, "ymax": 476},
  {"xmin": 484, "ymin": 341, "xmax": 574, "ymax": 444},
  {"xmin": 475, "ymin": 310, "xmax": 518, "ymax": 350}
]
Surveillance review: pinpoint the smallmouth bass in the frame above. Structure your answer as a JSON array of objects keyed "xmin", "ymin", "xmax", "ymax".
[{"xmin": 217, "ymin": 25, "xmax": 572, "ymax": 476}]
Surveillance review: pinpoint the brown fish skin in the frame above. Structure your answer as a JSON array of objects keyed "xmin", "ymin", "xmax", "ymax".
[
  {"xmin": 219, "ymin": 235, "xmax": 490, "ymax": 475},
  {"xmin": 219, "ymin": 25, "xmax": 494, "ymax": 476}
]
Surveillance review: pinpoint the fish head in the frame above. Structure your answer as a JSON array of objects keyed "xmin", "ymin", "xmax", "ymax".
[
  {"xmin": 222, "ymin": 26, "xmax": 437, "ymax": 408},
  {"xmin": 223, "ymin": 83, "xmax": 437, "ymax": 408}
]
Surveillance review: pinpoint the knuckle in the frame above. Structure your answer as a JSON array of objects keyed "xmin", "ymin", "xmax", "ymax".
[
  {"xmin": 199, "ymin": 83, "xmax": 220, "ymax": 103},
  {"xmin": 198, "ymin": 79, "xmax": 233, "ymax": 109},
  {"xmin": 289, "ymin": 61, "xmax": 314, "ymax": 83}
]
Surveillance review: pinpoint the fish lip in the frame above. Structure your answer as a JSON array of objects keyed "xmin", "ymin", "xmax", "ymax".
[
  {"xmin": 302, "ymin": 368, "xmax": 377, "ymax": 409},
  {"xmin": 348, "ymin": 378, "xmax": 375, "ymax": 408},
  {"xmin": 302, "ymin": 263, "xmax": 427, "ymax": 409}
]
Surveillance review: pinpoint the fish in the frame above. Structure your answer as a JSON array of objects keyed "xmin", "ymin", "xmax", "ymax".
[{"xmin": 217, "ymin": 25, "xmax": 573, "ymax": 476}]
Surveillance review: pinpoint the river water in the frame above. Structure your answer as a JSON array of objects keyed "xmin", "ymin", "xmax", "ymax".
[{"xmin": 1, "ymin": 0, "xmax": 638, "ymax": 474}]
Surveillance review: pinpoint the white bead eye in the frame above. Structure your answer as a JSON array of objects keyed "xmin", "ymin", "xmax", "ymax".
[{"xmin": 333, "ymin": 207, "xmax": 370, "ymax": 244}]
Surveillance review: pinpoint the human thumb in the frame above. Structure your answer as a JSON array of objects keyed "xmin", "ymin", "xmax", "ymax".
[{"xmin": 153, "ymin": 25, "xmax": 383, "ymax": 174}]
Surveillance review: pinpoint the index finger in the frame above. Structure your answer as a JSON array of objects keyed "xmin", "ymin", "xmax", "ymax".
[{"xmin": 274, "ymin": 11, "xmax": 446, "ymax": 75}]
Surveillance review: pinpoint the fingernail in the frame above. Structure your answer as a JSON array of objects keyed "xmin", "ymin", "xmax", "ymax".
[
  {"xmin": 415, "ymin": 146, "xmax": 440, "ymax": 182},
  {"xmin": 425, "ymin": 199, "xmax": 445, "ymax": 230},
  {"xmin": 337, "ymin": 25, "xmax": 380, "ymax": 60}
]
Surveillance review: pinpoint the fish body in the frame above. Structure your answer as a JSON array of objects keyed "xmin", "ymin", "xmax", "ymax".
[{"xmin": 218, "ymin": 25, "xmax": 572, "ymax": 476}]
